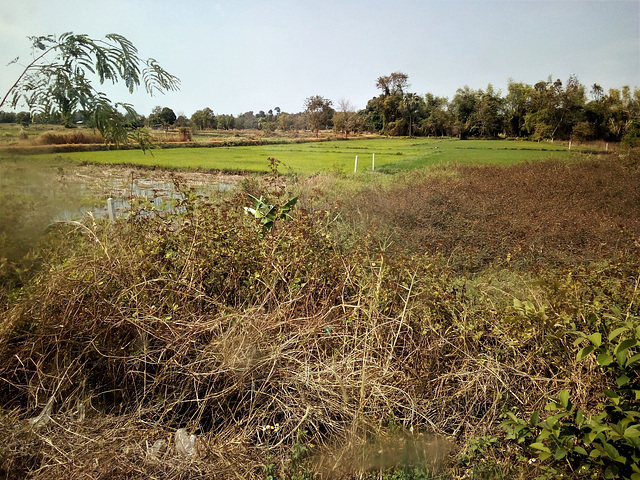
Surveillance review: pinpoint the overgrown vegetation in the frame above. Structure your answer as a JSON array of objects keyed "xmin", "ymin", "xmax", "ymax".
[{"xmin": 1, "ymin": 149, "xmax": 639, "ymax": 479}]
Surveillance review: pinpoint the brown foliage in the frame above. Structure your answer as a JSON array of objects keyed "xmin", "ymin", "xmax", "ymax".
[
  {"xmin": 339, "ymin": 154, "xmax": 640, "ymax": 270},
  {"xmin": 37, "ymin": 130, "xmax": 104, "ymax": 145}
]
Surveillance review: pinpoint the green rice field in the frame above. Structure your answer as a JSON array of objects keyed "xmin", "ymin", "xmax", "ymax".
[{"xmin": 28, "ymin": 137, "xmax": 575, "ymax": 174}]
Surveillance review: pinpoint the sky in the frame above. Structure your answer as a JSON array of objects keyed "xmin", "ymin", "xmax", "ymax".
[{"xmin": 0, "ymin": 0, "xmax": 638, "ymax": 118}]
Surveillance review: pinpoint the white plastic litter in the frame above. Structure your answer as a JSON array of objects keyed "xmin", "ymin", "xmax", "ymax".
[
  {"xmin": 28, "ymin": 396, "xmax": 54, "ymax": 428},
  {"xmin": 174, "ymin": 428, "xmax": 197, "ymax": 457},
  {"xmin": 148, "ymin": 439, "xmax": 168, "ymax": 459},
  {"xmin": 71, "ymin": 402, "xmax": 85, "ymax": 423}
]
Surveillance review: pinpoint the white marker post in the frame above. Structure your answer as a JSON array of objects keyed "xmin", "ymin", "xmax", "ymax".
[
  {"xmin": 354, "ymin": 155, "xmax": 358, "ymax": 173},
  {"xmin": 107, "ymin": 197, "xmax": 116, "ymax": 222},
  {"xmin": 372, "ymin": 153, "xmax": 375, "ymax": 171}
]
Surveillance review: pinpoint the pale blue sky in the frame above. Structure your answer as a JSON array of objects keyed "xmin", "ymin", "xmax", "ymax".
[{"xmin": 0, "ymin": 0, "xmax": 638, "ymax": 117}]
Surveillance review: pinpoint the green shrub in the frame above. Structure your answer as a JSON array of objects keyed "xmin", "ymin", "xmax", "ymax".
[{"xmin": 502, "ymin": 309, "xmax": 640, "ymax": 479}]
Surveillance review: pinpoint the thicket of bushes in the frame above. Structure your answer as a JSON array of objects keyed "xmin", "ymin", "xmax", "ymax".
[{"xmin": 0, "ymin": 152, "xmax": 639, "ymax": 479}]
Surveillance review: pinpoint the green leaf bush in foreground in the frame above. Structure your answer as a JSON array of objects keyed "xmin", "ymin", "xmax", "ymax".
[{"xmin": 502, "ymin": 308, "xmax": 640, "ymax": 479}]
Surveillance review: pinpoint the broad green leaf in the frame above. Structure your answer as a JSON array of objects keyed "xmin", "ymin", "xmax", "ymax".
[
  {"xmin": 538, "ymin": 451, "xmax": 552, "ymax": 461},
  {"xmin": 574, "ymin": 446, "xmax": 588, "ymax": 456},
  {"xmin": 573, "ymin": 335, "xmax": 586, "ymax": 347},
  {"xmin": 587, "ymin": 332, "xmax": 602, "ymax": 347},
  {"xmin": 605, "ymin": 466, "xmax": 618, "ymax": 479},
  {"xmin": 609, "ymin": 326, "xmax": 629, "ymax": 342},
  {"xmin": 626, "ymin": 352, "xmax": 640, "ymax": 367},
  {"xmin": 503, "ymin": 411, "xmax": 520, "ymax": 422},
  {"xmin": 543, "ymin": 412, "xmax": 568, "ymax": 430},
  {"xmin": 615, "ymin": 339, "xmax": 638, "ymax": 365},
  {"xmin": 545, "ymin": 401, "xmax": 561, "ymax": 411},
  {"xmin": 558, "ymin": 389, "xmax": 571, "ymax": 409},
  {"xmin": 283, "ymin": 196, "xmax": 298, "ymax": 209},
  {"xmin": 554, "ymin": 447, "xmax": 568, "ymax": 460},
  {"xmin": 538, "ymin": 429, "xmax": 551, "ymax": 440},
  {"xmin": 616, "ymin": 374, "xmax": 630, "ymax": 388},
  {"xmin": 530, "ymin": 442, "xmax": 550, "ymax": 453},
  {"xmin": 604, "ymin": 389, "xmax": 620, "ymax": 400},
  {"xmin": 610, "ymin": 422, "xmax": 625, "ymax": 438},
  {"xmin": 597, "ymin": 353, "xmax": 613, "ymax": 366},
  {"xmin": 624, "ymin": 426, "xmax": 640, "ymax": 439},
  {"xmin": 616, "ymin": 338, "xmax": 638, "ymax": 353},
  {"xmin": 529, "ymin": 411, "xmax": 539, "ymax": 426},
  {"xmin": 602, "ymin": 441, "xmax": 621, "ymax": 460},
  {"xmin": 577, "ymin": 345, "xmax": 595, "ymax": 361}
]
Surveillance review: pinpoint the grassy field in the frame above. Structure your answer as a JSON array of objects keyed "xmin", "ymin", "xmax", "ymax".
[{"xmin": 24, "ymin": 137, "xmax": 576, "ymax": 173}]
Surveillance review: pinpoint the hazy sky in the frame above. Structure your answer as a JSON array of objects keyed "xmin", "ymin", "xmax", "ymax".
[{"xmin": 0, "ymin": 0, "xmax": 638, "ymax": 117}]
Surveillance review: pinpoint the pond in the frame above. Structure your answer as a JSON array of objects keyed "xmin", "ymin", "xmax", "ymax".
[{"xmin": 56, "ymin": 170, "xmax": 239, "ymax": 221}]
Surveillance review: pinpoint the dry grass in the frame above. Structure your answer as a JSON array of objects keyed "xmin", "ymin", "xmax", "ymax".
[
  {"xmin": 1, "ymin": 153, "xmax": 639, "ymax": 478},
  {"xmin": 37, "ymin": 130, "xmax": 105, "ymax": 145},
  {"xmin": 336, "ymin": 152, "xmax": 640, "ymax": 271}
]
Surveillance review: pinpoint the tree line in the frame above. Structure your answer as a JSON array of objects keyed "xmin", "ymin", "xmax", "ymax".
[
  {"xmin": 359, "ymin": 72, "xmax": 640, "ymax": 143},
  {"xmin": 139, "ymin": 73, "xmax": 640, "ymax": 144},
  {"xmin": 2, "ymin": 70, "xmax": 639, "ymax": 145}
]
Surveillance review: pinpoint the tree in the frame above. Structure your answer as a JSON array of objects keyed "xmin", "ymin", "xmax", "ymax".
[
  {"xmin": 1, "ymin": 32, "xmax": 180, "ymax": 148},
  {"xmin": 473, "ymin": 84, "xmax": 505, "ymax": 137},
  {"xmin": 376, "ymin": 72, "xmax": 409, "ymax": 96},
  {"xmin": 524, "ymin": 76, "xmax": 586, "ymax": 141},
  {"xmin": 158, "ymin": 107, "xmax": 176, "ymax": 130},
  {"xmin": 591, "ymin": 83, "xmax": 604, "ymax": 101},
  {"xmin": 217, "ymin": 114, "xmax": 235, "ymax": 130},
  {"xmin": 15, "ymin": 111, "xmax": 31, "ymax": 128},
  {"xmin": 450, "ymin": 86, "xmax": 479, "ymax": 138},
  {"xmin": 0, "ymin": 111, "xmax": 17, "ymax": 123},
  {"xmin": 237, "ymin": 111, "xmax": 257, "ymax": 129},
  {"xmin": 191, "ymin": 107, "xmax": 216, "ymax": 130},
  {"xmin": 505, "ymin": 80, "xmax": 532, "ymax": 137},
  {"xmin": 333, "ymin": 98, "xmax": 357, "ymax": 138},
  {"xmin": 374, "ymin": 72, "xmax": 409, "ymax": 134},
  {"xmin": 278, "ymin": 112, "xmax": 293, "ymax": 132},
  {"xmin": 304, "ymin": 95, "xmax": 334, "ymax": 137},
  {"xmin": 402, "ymin": 93, "xmax": 420, "ymax": 137}
]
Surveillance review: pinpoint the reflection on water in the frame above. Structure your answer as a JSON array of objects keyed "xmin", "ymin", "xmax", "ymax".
[{"xmin": 53, "ymin": 175, "xmax": 236, "ymax": 222}]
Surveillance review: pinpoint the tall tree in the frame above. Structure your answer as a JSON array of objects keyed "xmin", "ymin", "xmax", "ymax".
[
  {"xmin": 158, "ymin": 107, "xmax": 176, "ymax": 131},
  {"xmin": 505, "ymin": 80, "xmax": 532, "ymax": 137},
  {"xmin": 418, "ymin": 94, "xmax": 452, "ymax": 137},
  {"xmin": 304, "ymin": 95, "xmax": 334, "ymax": 137},
  {"xmin": 376, "ymin": 72, "xmax": 409, "ymax": 96},
  {"xmin": 402, "ymin": 93, "xmax": 421, "ymax": 137},
  {"xmin": 374, "ymin": 72, "xmax": 409, "ymax": 134},
  {"xmin": 333, "ymin": 98, "xmax": 357, "ymax": 138},
  {"xmin": 474, "ymin": 84, "xmax": 505, "ymax": 137},
  {"xmin": 191, "ymin": 107, "xmax": 216, "ymax": 130},
  {"xmin": 1, "ymin": 32, "xmax": 179, "ymax": 148},
  {"xmin": 450, "ymin": 86, "xmax": 479, "ymax": 138}
]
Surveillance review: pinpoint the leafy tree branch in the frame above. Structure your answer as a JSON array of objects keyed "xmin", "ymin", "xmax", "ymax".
[{"xmin": 1, "ymin": 32, "xmax": 180, "ymax": 148}]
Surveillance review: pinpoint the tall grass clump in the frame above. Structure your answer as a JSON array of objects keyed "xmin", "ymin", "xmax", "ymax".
[
  {"xmin": 37, "ymin": 130, "xmax": 104, "ymax": 145},
  {"xmin": 0, "ymin": 181, "xmax": 460, "ymax": 477},
  {"xmin": 1, "ymin": 151, "xmax": 639, "ymax": 479}
]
